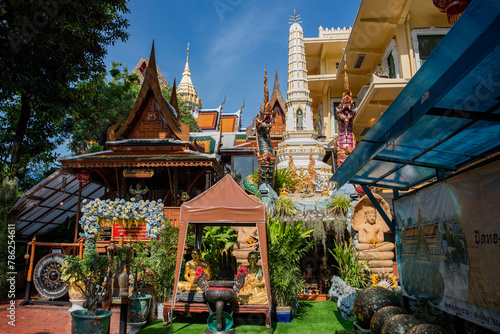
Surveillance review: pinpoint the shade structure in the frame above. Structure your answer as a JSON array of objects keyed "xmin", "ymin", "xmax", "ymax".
[
  {"xmin": 180, "ymin": 174, "xmax": 267, "ymax": 224},
  {"xmin": 170, "ymin": 175, "xmax": 270, "ymax": 332}
]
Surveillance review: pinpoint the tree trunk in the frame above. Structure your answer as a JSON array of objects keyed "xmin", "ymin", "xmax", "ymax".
[{"xmin": 10, "ymin": 94, "xmax": 31, "ymax": 166}]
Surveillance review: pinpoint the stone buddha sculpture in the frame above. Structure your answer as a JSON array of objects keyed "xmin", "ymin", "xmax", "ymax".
[
  {"xmin": 231, "ymin": 226, "xmax": 258, "ymax": 267},
  {"xmin": 178, "ymin": 248, "xmax": 211, "ymax": 292},
  {"xmin": 236, "ymin": 252, "xmax": 268, "ymax": 305},
  {"xmin": 351, "ymin": 194, "xmax": 395, "ymax": 274}
]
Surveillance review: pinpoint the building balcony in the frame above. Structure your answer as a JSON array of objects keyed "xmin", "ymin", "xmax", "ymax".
[{"xmin": 353, "ymin": 74, "xmax": 409, "ymax": 139}]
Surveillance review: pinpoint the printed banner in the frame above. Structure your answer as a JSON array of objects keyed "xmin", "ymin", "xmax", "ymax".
[{"xmin": 394, "ymin": 160, "xmax": 500, "ymax": 332}]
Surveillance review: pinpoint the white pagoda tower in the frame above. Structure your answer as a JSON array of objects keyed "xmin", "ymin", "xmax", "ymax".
[{"xmin": 276, "ymin": 11, "xmax": 332, "ymax": 186}]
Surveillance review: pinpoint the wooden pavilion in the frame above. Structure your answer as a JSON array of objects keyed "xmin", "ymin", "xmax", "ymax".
[{"xmin": 58, "ymin": 42, "xmax": 224, "ymax": 241}]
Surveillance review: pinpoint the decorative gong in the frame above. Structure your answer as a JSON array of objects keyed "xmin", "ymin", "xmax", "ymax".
[{"xmin": 33, "ymin": 253, "xmax": 68, "ymax": 299}]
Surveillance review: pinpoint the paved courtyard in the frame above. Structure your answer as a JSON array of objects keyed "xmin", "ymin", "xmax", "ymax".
[{"xmin": 0, "ymin": 297, "xmax": 122, "ymax": 334}]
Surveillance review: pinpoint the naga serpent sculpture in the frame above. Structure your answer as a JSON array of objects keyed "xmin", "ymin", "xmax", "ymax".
[{"xmin": 244, "ymin": 68, "xmax": 276, "ymax": 193}]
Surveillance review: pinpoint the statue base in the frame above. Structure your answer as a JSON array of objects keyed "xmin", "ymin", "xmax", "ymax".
[{"xmin": 176, "ymin": 292, "xmax": 207, "ymax": 303}]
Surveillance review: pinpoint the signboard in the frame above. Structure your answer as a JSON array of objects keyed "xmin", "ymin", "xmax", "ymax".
[
  {"xmin": 112, "ymin": 222, "xmax": 148, "ymax": 241},
  {"xmin": 97, "ymin": 226, "xmax": 112, "ymax": 241},
  {"xmin": 394, "ymin": 160, "xmax": 500, "ymax": 331},
  {"xmin": 123, "ymin": 169, "xmax": 154, "ymax": 178}
]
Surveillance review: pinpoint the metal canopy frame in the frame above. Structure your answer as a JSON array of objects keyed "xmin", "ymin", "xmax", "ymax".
[
  {"xmin": 331, "ymin": 0, "xmax": 500, "ymax": 193},
  {"xmin": 12, "ymin": 170, "xmax": 105, "ymax": 239}
]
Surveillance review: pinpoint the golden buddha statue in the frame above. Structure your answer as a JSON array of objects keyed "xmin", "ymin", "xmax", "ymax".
[
  {"xmin": 236, "ymin": 252, "xmax": 268, "ymax": 305},
  {"xmin": 177, "ymin": 248, "xmax": 211, "ymax": 292}
]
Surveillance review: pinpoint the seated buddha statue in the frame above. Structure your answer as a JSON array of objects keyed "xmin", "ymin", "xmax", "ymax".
[
  {"xmin": 351, "ymin": 198, "xmax": 395, "ymax": 274},
  {"xmin": 355, "ymin": 208, "xmax": 394, "ymax": 252},
  {"xmin": 236, "ymin": 252, "xmax": 268, "ymax": 305},
  {"xmin": 177, "ymin": 248, "xmax": 211, "ymax": 292}
]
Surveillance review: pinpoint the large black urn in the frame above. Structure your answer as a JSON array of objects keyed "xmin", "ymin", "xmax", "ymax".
[{"xmin": 204, "ymin": 281, "xmax": 236, "ymax": 334}]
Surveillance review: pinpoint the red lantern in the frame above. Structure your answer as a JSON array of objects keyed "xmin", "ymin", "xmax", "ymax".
[
  {"xmin": 76, "ymin": 171, "xmax": 91, "ymax": 185},
  {"xmin": 433, "ymin": 0, "xmax": 471, "ymax": 24}
]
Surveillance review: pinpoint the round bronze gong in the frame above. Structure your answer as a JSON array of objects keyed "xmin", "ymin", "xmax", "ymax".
[{"xmin": 33, "ymin": 253, "xmax": 68, "ymax": 299}]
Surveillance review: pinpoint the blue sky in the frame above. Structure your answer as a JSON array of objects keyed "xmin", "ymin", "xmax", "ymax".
[{"xmin": 104, "ymin": 0, "xmax": 360, "ymax": 129}]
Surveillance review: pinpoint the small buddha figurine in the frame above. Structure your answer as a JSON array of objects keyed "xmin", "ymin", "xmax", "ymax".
[
  {"xmin": 319, "ymin": 255, "xmax": 332, "ymax": 281},
  {"xmin": 178, "ymin": 248, "xmax": 211, "ymax": 292},
  {"xmin": 280, "ymin": 185, "xmax": 288, "ymax": 198},
  {"xmin": 236, "ymin": 252, "xmax": 268, "ymax": 305}
]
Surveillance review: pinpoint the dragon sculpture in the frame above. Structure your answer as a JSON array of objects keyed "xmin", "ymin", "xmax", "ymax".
[{"xmin": 244, "ymin": 68, "xmax": 276, "ymax": 192}]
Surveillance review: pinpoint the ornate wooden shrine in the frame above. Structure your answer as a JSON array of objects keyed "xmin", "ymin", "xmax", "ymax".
[{"xmin": 59, "ymin": 42, "xmax": 224, "ymax": 243}]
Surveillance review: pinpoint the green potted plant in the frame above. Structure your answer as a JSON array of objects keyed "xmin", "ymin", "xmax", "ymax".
[
  {"xmin": 62, "ymin": 250, "xmax": 112, "ymax": 334},
  {"xmin": 267, "ymin": 217, "xmax": 314, "ymax": 322}
]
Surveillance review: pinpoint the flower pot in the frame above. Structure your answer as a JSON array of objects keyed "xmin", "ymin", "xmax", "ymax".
[
  {"xmin": 276, "ymin": 306, "xmax": 291, "ymax": 323},
  {"xmin": 68, "ymin": 282, "xmax": 85, "ymax": 300},
  {"xmin": 128, "ymin": 294, "xmax": 152, "ymax": 323},
  {"xmin": 70, "ymin": 309, "xmax": 112, "ymax": 334},
  {"xmin": 68, "ymin": 282, "xmax": 86, "ymax": 312}
]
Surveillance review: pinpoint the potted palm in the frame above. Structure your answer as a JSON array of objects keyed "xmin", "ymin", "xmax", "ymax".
[
  {"xmin": 62, "ymin": 250, "xmax": 112, "ymax": 334},
  {"xmin": 267, "ymin": 217, "xmax": 314, "ymax": 322}
]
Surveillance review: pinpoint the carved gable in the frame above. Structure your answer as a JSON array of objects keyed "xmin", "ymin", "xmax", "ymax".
[{"xmin": 129, "ymin": 99, "xmax": 173, "ymax": 139}]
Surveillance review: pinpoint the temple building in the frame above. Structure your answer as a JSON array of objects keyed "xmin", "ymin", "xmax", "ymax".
[
  {"xmin": 177, "ymin": 43, "xmax": 202, "ymax": 110},
  {"xmin": 276, "ymin": 12, "xmax": 333, "ymax": 185},
  {"xmin": 302, "ymin": 0, "xmax": 452, "ymax": 169},
  {"xmin": 130, "ymin": 57, "xmax": 169, "ymax": 90}
]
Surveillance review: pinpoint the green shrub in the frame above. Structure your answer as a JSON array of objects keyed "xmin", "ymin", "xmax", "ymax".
[
  {"xmin": 268, "ymin": 217, "xmax": 315, "ymax": 307},
  {"xmin": 329, "ymin": 238, "xmax": 371, "ymax": 289}
]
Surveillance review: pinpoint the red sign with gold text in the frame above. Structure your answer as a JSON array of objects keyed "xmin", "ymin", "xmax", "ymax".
[{"xmin": 112, "ymin": 222, "xmax": 148, "ymax": 241}]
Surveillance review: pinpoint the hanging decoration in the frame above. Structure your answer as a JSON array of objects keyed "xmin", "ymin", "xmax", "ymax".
[
  {"xmin": 433, "ymin": 0, "xmax": 471, "ymax": 24},
  {"xmin": 76, "ymin": 170, "xmax": 92, "ymax": 185}
]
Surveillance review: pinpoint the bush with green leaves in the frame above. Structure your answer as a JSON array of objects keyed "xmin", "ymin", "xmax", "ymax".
[
  {"xmin": 273, "ymin": 196, "xmax": 299, "ymax": 218},
  {"xmin": 328, "ymin": 194, "xmax": 351, "ymax": 217},
  {"xmin": 250, "ymin": 167, "xmax": 299, "ymax": 194},
  {"xmin": 329, "ymin": 238, "xmax": 371, "ymax": 289},
  {"xmin": 62, "ymin": 251, "xmax": 110, "ymax": 315},
  {"xmin": 148, "ymin": 223, "xmax": 178, "ymax": 302},
  {"xmin": 268, "ymin": 217, "xmax": 315, "ymax": 307},
  {"xmin": 186, "ymin": 226, "xmax": 237, "ymax": 280}
]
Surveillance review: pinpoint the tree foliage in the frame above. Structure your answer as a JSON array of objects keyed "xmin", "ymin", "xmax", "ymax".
[
  {"xmin": 68, "ymin": 62, "xmax": 140, "ymax": 154},
  {"xmin": 0, "ymin": 0, "xmax": 130, "ymax": 170}
]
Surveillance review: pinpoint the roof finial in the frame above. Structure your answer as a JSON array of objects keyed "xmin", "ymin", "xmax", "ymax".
[
  {"xmin": 289, "ymin": 9, "xmax": 302, "ymax": 24},
  {"xmin": 343, "ymin": 52, "xmax": 350, "ymax": 92},
  {"xmin": 264, "ymin": 67, "xmax": 269, "ymax": 105},
  {"xmin": 184, "ymin": 43, "xmax": 190, "ymax": 73}
]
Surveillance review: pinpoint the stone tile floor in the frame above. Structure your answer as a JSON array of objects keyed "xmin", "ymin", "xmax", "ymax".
[{"xmin": 0, "ymin": 297, "xmax": 123, "ymax": 334}]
